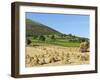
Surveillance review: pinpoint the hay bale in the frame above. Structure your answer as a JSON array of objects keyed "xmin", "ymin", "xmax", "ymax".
[
  {"xmin": 29, "ymin": 56, "xmax": 39, "ymax": 66},
  {"xmin": 38, "ymin": 57, "xmax": 45, "ymax": 65},
  {"xmin": 25, "ymin": 55, "xmax": 31, "ymax": 64},
  {"xmin": 79, "ymin": 42, "xmax": 89, "ymax": 52},
  {"xmin": 79, "ymin": 54, "xmax": 89, "ymax": 61},
  {"xmin": 44, "ymin": 56, "xmax": 55, "ymax": 64}
]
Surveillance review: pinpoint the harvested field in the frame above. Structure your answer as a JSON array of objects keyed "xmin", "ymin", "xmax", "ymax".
[{"xmin": 25, "ymin": 45, "xmax": 89, "ymax": 67}]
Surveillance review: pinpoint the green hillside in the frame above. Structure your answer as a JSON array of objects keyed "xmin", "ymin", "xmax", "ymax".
[
  {"xmin": 26, "ymin": 18, "xmax": 89, "ymax": 47},
  {"xmin": 26, "ymin": 19, "xmax": 62, "ymax": 36}
]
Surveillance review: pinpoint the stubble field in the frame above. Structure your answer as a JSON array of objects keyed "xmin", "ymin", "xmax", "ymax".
[{"xmin": 25, "ymin": 45, "xmax": 89, "ymax": 67}]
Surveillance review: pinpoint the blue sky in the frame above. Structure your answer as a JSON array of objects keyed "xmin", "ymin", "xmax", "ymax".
[{"xmin": 26, "ymin": 12, "xmax": 90, "ymax": 38}]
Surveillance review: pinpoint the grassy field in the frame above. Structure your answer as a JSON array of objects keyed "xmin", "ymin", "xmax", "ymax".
[{"xmin": 30, "ymin": 39, "xmax": 80, "ymax": 47}]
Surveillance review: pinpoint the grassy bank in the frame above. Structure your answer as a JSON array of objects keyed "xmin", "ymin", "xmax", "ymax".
[{"xmin": 30, "ymin": 39, "xmax": 80, "ymax": 47}]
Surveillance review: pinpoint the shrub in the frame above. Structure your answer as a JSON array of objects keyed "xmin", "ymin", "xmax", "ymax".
[
  {"xmin": 51, "ymin": 35, "xmax": 56, "ymax": 41},
  {"xmin": 26, "ymin": 39, "xmax": 31, "ymax": 45},
  {"xmin": 39, "ymin": 35, "xmax": 46, "ymax": 41}
]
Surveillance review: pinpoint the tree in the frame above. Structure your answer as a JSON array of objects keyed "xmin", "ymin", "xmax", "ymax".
[
  {"xmin": 27, "ymin": 39, "xmax": 31, "ymax": 45},
  {"xmin": 68, "ymin": 34, "xmax": 72, "ymax": 37},
  {"xmin": 33, "ymin": 35, "xmax": 38, "ymax": 39},
  {"xmin": 39, "ymin": 35, "xmax": 46, "ymax": 41},
  {"xmin": 51, "ymin": 35, "xmax": 56, "ymax": 41}
]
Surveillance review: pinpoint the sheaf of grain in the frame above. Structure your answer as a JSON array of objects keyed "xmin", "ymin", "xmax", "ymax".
[{"xmin": 25, "ymin": 45, "xmax": 89, "ymax": 67}]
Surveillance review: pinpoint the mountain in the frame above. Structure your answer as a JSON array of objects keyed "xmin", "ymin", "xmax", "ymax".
[{"xmin": 26, "ymin": 19, "xmax": 62, "ymax": 36}]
